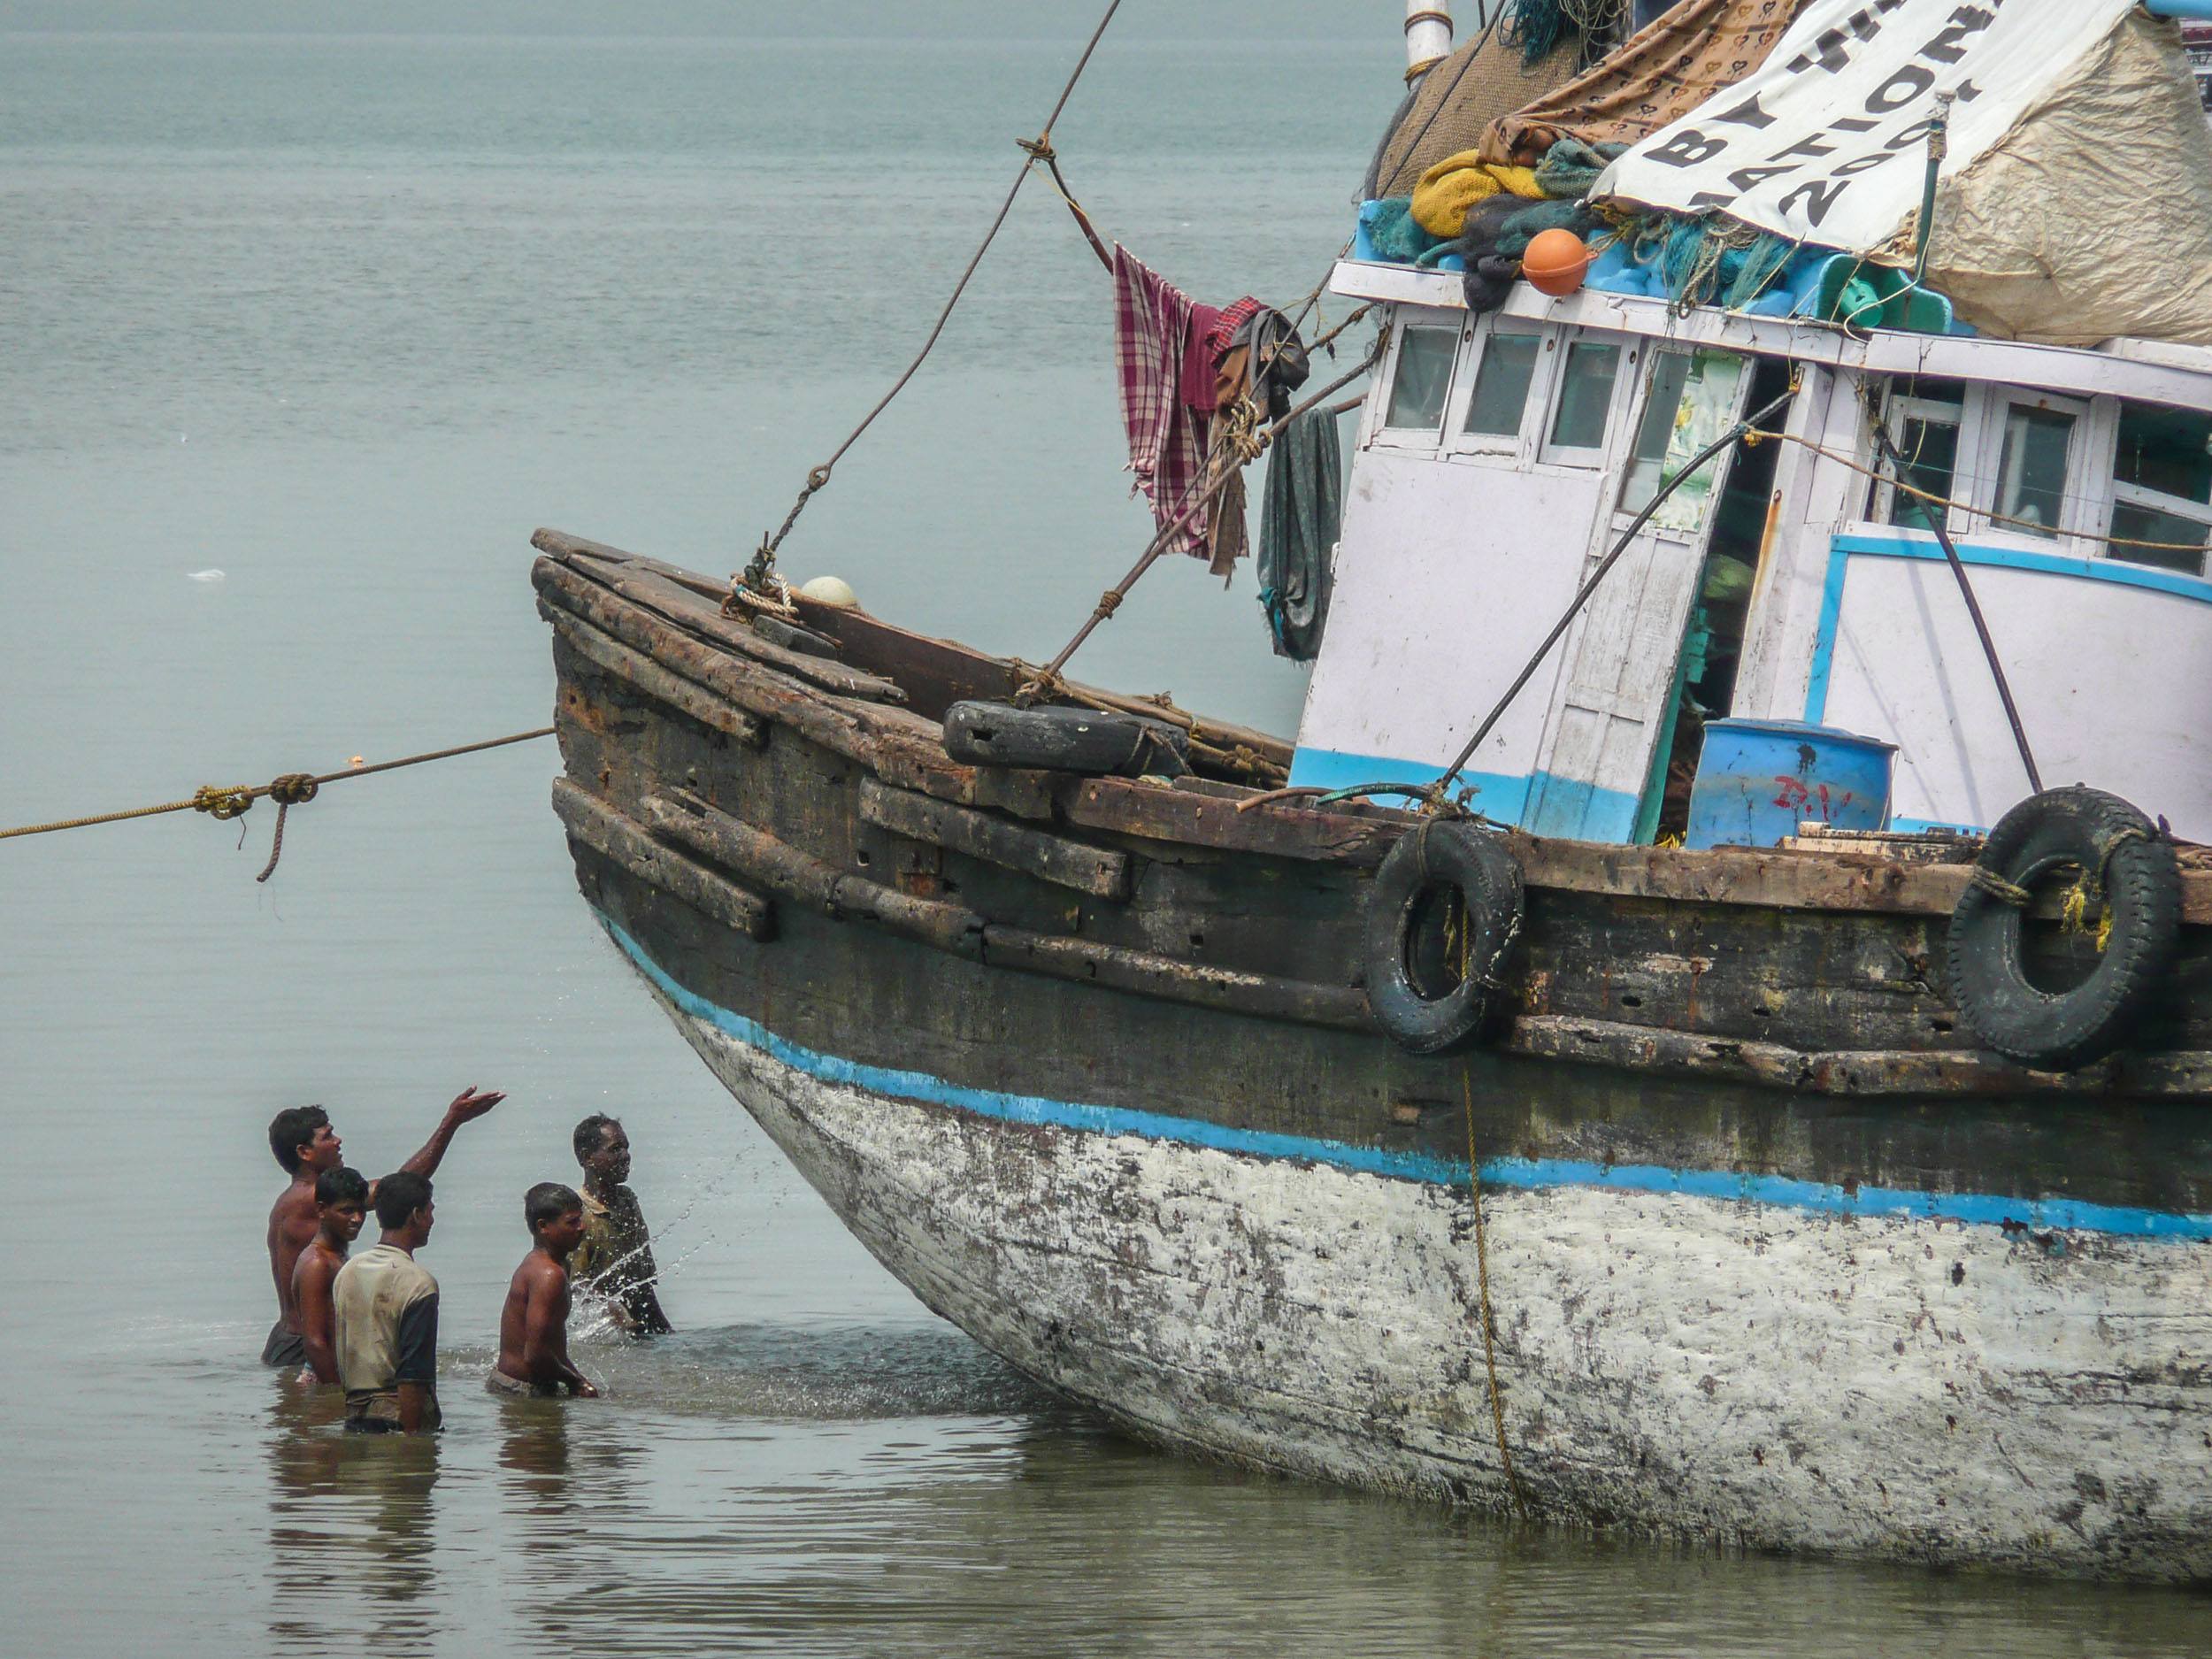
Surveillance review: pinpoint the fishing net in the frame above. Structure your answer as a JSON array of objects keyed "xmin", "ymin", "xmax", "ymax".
[
  {"xmin": 1366, "ymin": 27, "xmax": 1583, "ymax": 201},
  {"xmin": 1482, "ymin": 0, "xmax": 1810, "ymax": 166}
]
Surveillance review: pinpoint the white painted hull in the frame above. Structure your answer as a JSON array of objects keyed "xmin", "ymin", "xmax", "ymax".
[{"xmin": 653, "ymin": 987, "xmax": 2212, "ymax": 1579}]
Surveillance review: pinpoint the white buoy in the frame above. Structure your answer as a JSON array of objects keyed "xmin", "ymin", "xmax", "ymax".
[
  {"xmin": 799, "ymin": 575, "xmax": 858, "ymax": 609},
  {"xmin": 189, "ymin": 569, "xmax": 226, "ymax": 582}
]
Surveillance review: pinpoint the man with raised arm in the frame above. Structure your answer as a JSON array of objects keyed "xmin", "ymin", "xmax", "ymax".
[
  {"xmin": 332, "ymin": 1171, "xmax": 444, "ymax": 1433},
  {"xmin": 261, "ymin": 1086, "xmax": 503, "ymax": 1369}
]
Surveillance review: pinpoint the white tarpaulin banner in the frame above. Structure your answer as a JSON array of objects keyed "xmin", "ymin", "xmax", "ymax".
[{"xmin": 1594, "ymin": 0, "xmax": 2138, "ymax": 250}]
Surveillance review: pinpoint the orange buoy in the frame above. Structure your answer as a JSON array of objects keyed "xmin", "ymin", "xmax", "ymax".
[{"xmin": 1522, "ymin": 228, "xmax": 1591, "ymax": 298}]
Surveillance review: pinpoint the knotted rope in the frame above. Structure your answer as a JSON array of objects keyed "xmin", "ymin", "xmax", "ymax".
[{"xmin": 2, "ymin": 727, "xmax": 554, "ymax": 882}]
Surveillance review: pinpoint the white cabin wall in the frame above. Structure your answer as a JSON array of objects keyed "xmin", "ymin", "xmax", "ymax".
[
  {"xmin": 1816, "ymin": 556, "xmax": 2212, "ymax": 838},
  {"xmin": 1291, "ymin": 449, "xmax": 1601, "ymax": 818},
  {"xmin": 1294, "ymin": 307, "xmax": 1652, "ymax": 823}
]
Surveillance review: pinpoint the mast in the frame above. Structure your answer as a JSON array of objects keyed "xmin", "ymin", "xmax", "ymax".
[{"xmin": 1403, "ymin": 2, "xmax": 1454, "ymax": 82}]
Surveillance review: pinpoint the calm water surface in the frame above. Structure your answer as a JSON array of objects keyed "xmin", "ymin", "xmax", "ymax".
[{"xmin": 3, "ymin": 18, "xmax": 2206, "ymax": 1655}]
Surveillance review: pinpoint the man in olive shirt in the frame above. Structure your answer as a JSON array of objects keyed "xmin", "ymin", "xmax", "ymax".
[
  {"xmin": 332, "ymin": 1171, "xmax": 442, "ymax": 1433},
  {"xmin": 570, "ymin": 1115, "xmax": 672, "ymax": 1336}
]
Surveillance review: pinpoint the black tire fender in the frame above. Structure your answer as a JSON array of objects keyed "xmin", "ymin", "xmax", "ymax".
[
  {"xmin": 943, "ymin": 701, "xmax": 1190, "ymax": 779},
  {"xmin": 1946, "ymin": 787, "xmax": 2181, "ymax": 1070},
  {"xmin": 1364, "ymin": 819, "xmax": 1525, "ymax": 1056}
]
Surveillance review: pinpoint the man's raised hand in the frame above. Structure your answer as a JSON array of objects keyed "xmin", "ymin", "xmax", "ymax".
[{"xmin": 446, "ymin": 1085, "xmax": 506, "ymax": 1123}]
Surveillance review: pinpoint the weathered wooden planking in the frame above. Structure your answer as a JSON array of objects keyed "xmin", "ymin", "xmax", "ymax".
[
  {"xmin": 979, "ymin": 926, "xmax": 1370, "ymax": 1031},
  {"xmin": 544, "ymin": 607, "xmax": 767, "ymax": 748},
  {"xmin": 782, "ymin": 581, "xmax": 1294, "ymax": 769},
  {"xmin": 641, "ymin": 789, "xmax": 987, "ymax": 957},
  {"xmin": 860, "ymin": 777, "xmax": 1132, "ymax": 901},
  {"xmin": 535, "ymin": 560, "xmax": 1056, "ymax": 818},
  {"xmin": 1061, "ymin": 777, "xmax": 1405, "ymax": 866},
  {"xmin": 1506, "ymin": 1013, "xmax": 2212, "ymax": 1097},
  {"xmin": 1062, "ymin": 776, "xmax": 2212, "ymax": 923},
  {"xmin": 534, "ymin": 528, "xmax": 909, "ymax": 704},
  {"xmin": 1507, "ymin": 833, "xmax": 2212, "ymax": 925},
  {"xmin": 550, "ymin": 779, "xmax": 773, "ymax": 941}
]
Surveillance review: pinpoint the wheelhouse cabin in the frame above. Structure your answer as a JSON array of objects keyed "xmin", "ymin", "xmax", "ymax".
[{"xmin": 1295, "ymin": 264, "xmax": 2212, "ymax": 846}]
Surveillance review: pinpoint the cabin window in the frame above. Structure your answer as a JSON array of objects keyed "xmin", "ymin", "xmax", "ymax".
[
  {"xmin": 1878, "ymin": 379, "xmax": 1965, "ymax": 532},
  {"xmin": 1617, "ymin": 349, "xmax": 1745, "ymax": 526},
  {"xmin": 1991, "ymin": 402, "xmax": 2076, "ymax": 540},
  {"xmin": 2108, "ymin": 401, "xmax": 2212, "ymax": 575},
  {"xmin": 1462, "ymin": 326, "xmax": 1541, "ymax": 441},
  {"xmin": 1383, "ymin": 324, "xmax": 1458, "ymax": 434},
  {"xmin": 1547, "ymin": 340, "xmax": 1620, "ymax": 453}
]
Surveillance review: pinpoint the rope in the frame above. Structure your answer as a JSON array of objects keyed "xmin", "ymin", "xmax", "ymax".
[
  {"xmin": 1, "ymin": 728, "xmax": 555, "ymax": 877},
  {"xmin": 1969, "ymin": 865, "xmax": 2032, "ymax": 906},
  {"xmin": 740, "ymin": 0, "xmax": 1125, "ymax": 593},
  {"xmin": 1463, "ymin": 1070, "xmax": 1528, "ymax": 1520},
  {"xmin": 1860, "ymin": 399, "xmax": 2041, "ymax": 794},
  {"xmin": 1746, "ymin": 427, "xmax": 2212, "ymax": 557}
]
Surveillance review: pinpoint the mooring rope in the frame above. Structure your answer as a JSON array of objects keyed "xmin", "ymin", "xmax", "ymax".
[
  {"xmin": 1463, "ymin": 1069, "xmax": 1529, "ymax": 1521},
  {"xmin": 741, "ymin": 0, "xmax": 1126, "ymax": 594},
  {"xmin": 1, "ymin": 726, "xmax": 555, "ymax": 880}
]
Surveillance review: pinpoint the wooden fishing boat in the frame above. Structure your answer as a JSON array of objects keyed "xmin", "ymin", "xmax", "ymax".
[
  {"xmin": 536, "ymin": 504, "xmax": 2212, "ymax": 1578},
  {"xmin": 536, "ymin": 0, "xmax": 2212, "ymax": 1581}
]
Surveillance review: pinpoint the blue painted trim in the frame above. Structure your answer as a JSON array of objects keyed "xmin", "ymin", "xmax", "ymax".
[
  {"xmin": 1284, "ymin": 746, "xmax": 1640, "ymax": 842},
  {"xmin": 1801, "ymin": 527, "xmax": 2212, "ymax": 804},
  {"xmin": 1831, "ymin": 534, "xmax": 2212, "ymax": 607},
  {"xmin": 1286, "ymin": 746, "xmax": 1532, "ymax": 821},
  {"xmin": 599, "ymin": 914, "xmax": 2212, "ymax": 1242},
  {"xmin": 1890, "ymin": 815, "xmax": 1986, "ymax": 837},
  {"xmin": 1801, "ymin": 537, "xmax": 1855, "ymax": 724}
]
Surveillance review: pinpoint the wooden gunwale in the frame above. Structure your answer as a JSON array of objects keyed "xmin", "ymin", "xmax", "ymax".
[{"xmin": 538, "ymin": 535, "xmax": 2212, "ymax": 924}]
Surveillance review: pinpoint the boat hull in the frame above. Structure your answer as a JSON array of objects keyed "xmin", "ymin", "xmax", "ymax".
[
  {"xmin": 603, "ymin": 912, "xmax": 2212, "ymax": 1581},
  {"xmin": 535, "ymin": 534, "xmax": 2212, "ymax": 1580}
]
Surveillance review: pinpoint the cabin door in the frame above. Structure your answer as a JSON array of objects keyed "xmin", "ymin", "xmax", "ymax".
[{"xmin": 1524, "ymin": 349, "xmax": 1750, "ymax": 843}]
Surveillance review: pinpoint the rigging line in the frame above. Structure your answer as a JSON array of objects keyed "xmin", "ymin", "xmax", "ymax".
[
  {"xmin": 1746, "ymin": 427, "xmax": 2212, "ymax": 556},
  {"xmin": 745, "ymin": 0, "xmax": 1126, "ymax": 580},
  {"xmin": 1019, "ymin": 318, "xmax": 1382, "ymax": 696},
  {"xmin": 1463, "ymin": 1070, "xmax": 1529, "ymax": 1522},
  {"xmin": 1865, "ymin": 406, "xmax": 2043, "ymax": 795},
  {"xmin": 1429, "ymin": 381, "xmax": 1801, "ymax": 799}
]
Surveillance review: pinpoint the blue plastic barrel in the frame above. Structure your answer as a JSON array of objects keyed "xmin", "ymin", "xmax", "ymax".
[{"xmin": 1683, "ymin": 718, "xmax": 1896, "ymax": 849}]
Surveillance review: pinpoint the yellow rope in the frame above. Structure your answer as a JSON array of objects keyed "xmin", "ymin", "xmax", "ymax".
[
  {"xmin": 1, "ymin": 726, "xmax": 554, "ymax": 847},
  {"xmin": 1749, "ymin": 428, "xmax": 2212, "ymax": 557},
  {"xmin": 1463, "ymin": 1069, "xmax": 1529, "ymax": 1522}
]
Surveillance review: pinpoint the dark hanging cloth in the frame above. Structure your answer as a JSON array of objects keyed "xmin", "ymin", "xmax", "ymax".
[{"xmin": 1256, "ymin": 408, "xmax": 1342, "ymax": 662}]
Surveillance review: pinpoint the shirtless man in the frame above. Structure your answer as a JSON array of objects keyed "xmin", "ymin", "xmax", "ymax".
[
  {"xmin": 487, "ymin": 1183, "xmax": 599, "ymax": 1400},
  {"xmin": 291, "ymin": 1166, "xmax": 368, "ymax": 1386},
  {"xmin": 262, "ymin": 1087, "xmax": 503, "ymax": 1369}
]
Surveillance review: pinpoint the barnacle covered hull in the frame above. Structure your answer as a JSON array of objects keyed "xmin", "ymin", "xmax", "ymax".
[{"xmin": 539, "ymin": 532, "xmax": 2212, "ymax": 1578}]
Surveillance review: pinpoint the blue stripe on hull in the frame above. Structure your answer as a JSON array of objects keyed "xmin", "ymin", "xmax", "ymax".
[{"xmin": 599, "ymin": 913, "xmax": 2212, "ymax": 1242}]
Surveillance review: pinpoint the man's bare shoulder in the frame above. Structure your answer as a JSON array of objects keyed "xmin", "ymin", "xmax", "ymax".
[
  {"xmin": 515, "ymin": 1251, "xmax": 568, "ymax": 1293},
  {"xmin": 292, "ymin": 1241, "xmax": 342, "ymax": 1292},
  {"xmin": 270, "ymin": 1180, "xmax": 317, "ymax": 1222}
]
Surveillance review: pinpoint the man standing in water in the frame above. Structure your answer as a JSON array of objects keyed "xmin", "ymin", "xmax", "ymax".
[
  {"xmin": 332, "ymin": 1171, "xmax": 443, "ymax": 1433},
  {"xmin": 487, "ymin": 1182, "xmax": 600, "ymax": 1399},
  {"xmin": 291, "ymin": 1165, "xmax": 369, "ymax": 1386},
  {"xmin": 262, "ymin": 1087, "xmax": 503, "ymax": 1369},
  {"xmin": 570, "ymin": 1114, "xmax": 673, "ymax": 1335}
]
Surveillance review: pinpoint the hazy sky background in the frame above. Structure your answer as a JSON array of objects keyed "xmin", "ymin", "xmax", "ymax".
[{"xmin": 0, "ymin": 0, "xmax": 1388, "ymax": 40}]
